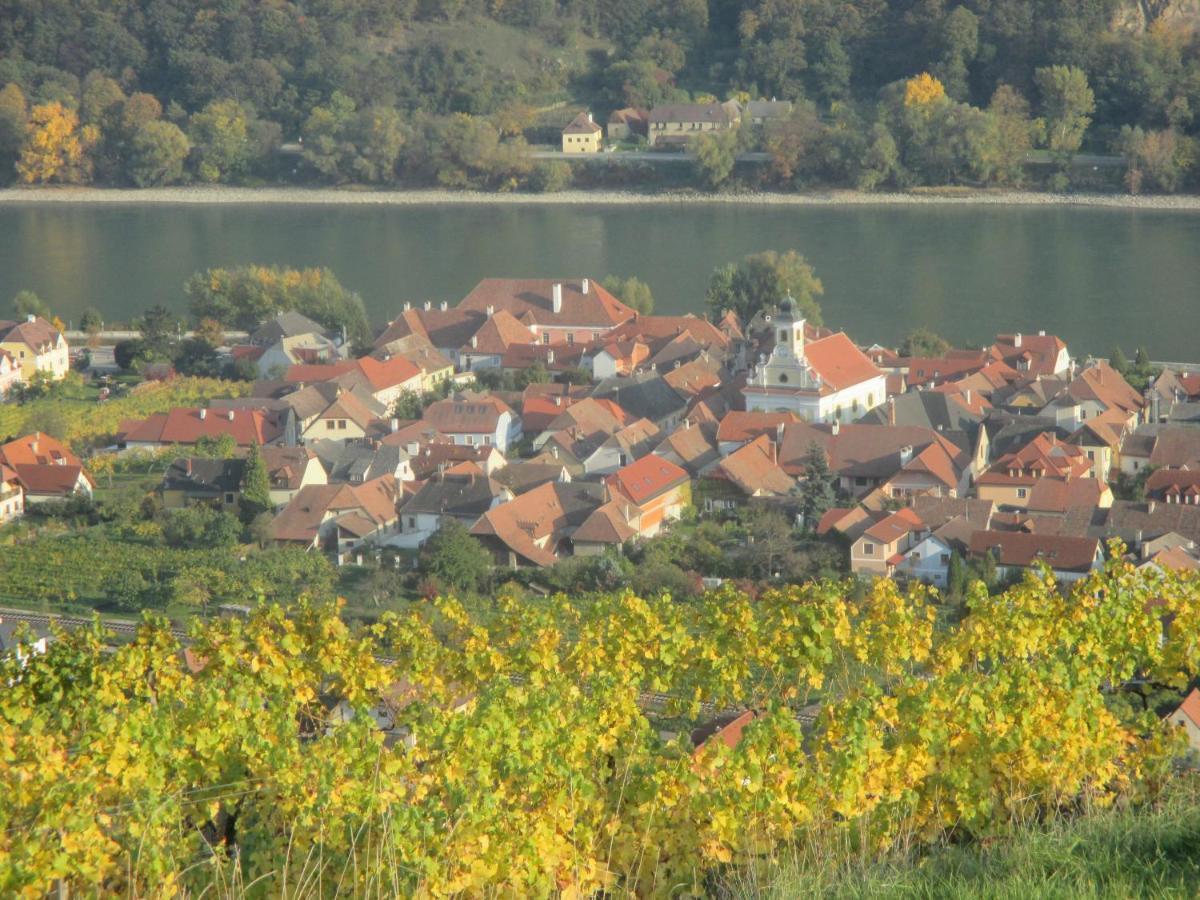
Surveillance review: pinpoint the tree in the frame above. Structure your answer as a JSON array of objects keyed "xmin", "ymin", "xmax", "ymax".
[
  {"xmin": 900, "ymin": 327, "xmax": 950, "ymax": 358},
  {"xmin": 1116, "ymin": 126, "xmax": 1195, "ymax": 194},
  {"xmin": 706, "ymin": 250, "xmax": 823, "ymax": 324},
  {"xmin": 980, "ymin": 85, "xmax": 1037, "ymax": 186},
  {"xmin": 798, "ymin": 442, "xmax": 836, "ymax": 529},
  {"xmin": 113, "ymin": 338, "xmax": 147, "ymax": 372},
  {"xmin": 193, "ymin": 317, "xmax": 225, "ymax": 349},
  {"xmin": 1035, "ymin": 66, "xmax": 1095, "ymax": 155},
  {"xmin": 12, "ymin": 290, "xmax": 49, "ymax": 319},
  {"xmin": 1110, "ymin": 346, "xmax": 1130, "ymax": 375},
  {"xmin": 600, "ymin": 275, "xmax": 654, "ymax": 315},
  {"xmin": 419, "ymin": 519, "xmax": 491, "ymax": 593},
  {"xmin": 693, "ymin": 128, "xmax": 738, "ymax": 189},
  {"xmin": 904, "ymin": 73, "xmax": 947, "ymax": 108},
  {"xmin": 126, "ymin": 120, "xmax": 190, "ymax": 187},
  {"xmin": 80, "ymin": 307, "xmax": 103, "ymax": 346},
  {"xmin": 16, "ymin": 102, "xmax": 96, "ymax": 184},
  {"xmin": 171, "ymin": 338, "xmax": 220, "ymax": 377},
  {"xmin": 135, "ymin": 305, "xmax": 179, "ymax": 358},
  {"xmin": 239, "ymin": 443, "xmax": 272, "ymax": 524},
  {"xmin": 0, "ymin": 83, "xmax": 28, "ymax": 185},
  {"xmin": 189, "ymin": 99, "xmax": 251, "ymax": 182}
]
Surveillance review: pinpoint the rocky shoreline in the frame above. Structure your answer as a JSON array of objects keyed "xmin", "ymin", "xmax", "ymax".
[{"xmin": 3, "ymin": 185, "xmax": 1200, "ymax": 210}]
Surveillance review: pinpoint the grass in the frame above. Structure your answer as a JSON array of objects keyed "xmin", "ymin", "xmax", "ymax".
[{"xmin": 725, "ymin": 777, "xmax": 1200, "ymax": 899}]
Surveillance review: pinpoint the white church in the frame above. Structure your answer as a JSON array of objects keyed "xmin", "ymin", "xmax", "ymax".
[{"xmin": 743, "ymin": 297, "xmax": 887, "ymax": 423}]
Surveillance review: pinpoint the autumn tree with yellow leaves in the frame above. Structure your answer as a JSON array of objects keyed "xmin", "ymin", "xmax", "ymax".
[
  {"xmin": 15, "ymin": 102, "xmax": 97, "ymax": 184},
  {"xmin": 904, "ymin": 72, "xmax": 947, "ymax": 108}
]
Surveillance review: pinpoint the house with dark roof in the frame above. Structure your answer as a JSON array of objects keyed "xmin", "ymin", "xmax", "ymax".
[
  {"xmin": 647, "ymin": 101, "xmax": 740, "ymax": 147},
  {"xmin": 562, "ymin": 111, "xmax": 602, "ymax": 153},
  {"xmin": 604, "ymin": 455, "xmax": 691, "ymax": 539},
  {"xmin": 314, "ymin": 441, "xmax": 414, "ymax": 485},
  {"xmin": 591, "ymin": 372, "xmax": 688, "ymax": 431},
  {"xmin": 161, "ymin": 458, "xmax": 247, "ymax": 511},
  {"xmin": 398, "ymin": 472, "xmax": 512, "ymax": 547},
  {"xmin": 250, "ymin": 311, "xmax": 329, "ymax": 347},
  {"xmin": 606, "ymin": 107, "xmax": 648, "ymax": 141},
  {"xmin": 968, "ymin": 530, "xmax": 1102, "ymax": 582}
]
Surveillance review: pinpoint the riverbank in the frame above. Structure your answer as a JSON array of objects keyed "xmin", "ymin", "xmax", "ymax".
[{"xmin": 4, "ymin": 185, "xmax": 1200, "ymax": 210}]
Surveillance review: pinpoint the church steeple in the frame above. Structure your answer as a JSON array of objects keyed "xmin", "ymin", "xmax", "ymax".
[{"xmin": 774, "ymin": 295, "xmax": 805, "ymax": 361}]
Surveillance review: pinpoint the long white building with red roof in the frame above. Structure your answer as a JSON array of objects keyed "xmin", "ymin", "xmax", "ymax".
[{"xmin": 743, "ymin": 297, "xmax": 887, "ymax": 423}]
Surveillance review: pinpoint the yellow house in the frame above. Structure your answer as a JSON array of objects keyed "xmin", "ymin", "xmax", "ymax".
[
  {"xmin": 0, "ymin": 316, "xmax": 69, "ymax": 383},
  {"xmin": 562, "ymin": 112, "xmax": 602, "ymax": 153}
]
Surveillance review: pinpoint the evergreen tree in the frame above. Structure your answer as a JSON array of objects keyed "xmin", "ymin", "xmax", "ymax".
[
  {"xmin": 239, "ymin": 442, "xmax": 272, "ymax": 524},
  {"xmin": 1110, "ymin": 347, "xmax": 1130, "ymax": 375},
  {"xmin": 798, "ymin": 442, "xmax": 836, "ymax": 529},
  {"xmin": 419, "ymin": 519, "xmax": 491, "ymax": 593}
]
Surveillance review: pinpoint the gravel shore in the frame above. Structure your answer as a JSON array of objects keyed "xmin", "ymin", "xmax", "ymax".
[{"xmin": 3, "ymin": 185, "xmax": 1200, "ymax": 209}]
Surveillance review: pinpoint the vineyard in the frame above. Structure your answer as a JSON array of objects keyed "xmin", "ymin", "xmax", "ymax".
[
  {"xmin": 1, "ymin": 555, "xmax": 1198, "ymax": 895},
  {"xmin": 0, "ymin": 535, "xmax": 334, "ymax": 610},
  {"xmin": 0, "ymin": 376, "xmax": 252, "ymax": 450}
]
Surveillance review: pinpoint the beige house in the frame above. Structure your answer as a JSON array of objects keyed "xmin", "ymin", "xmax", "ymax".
[
  {"xmin": 0, "ymin": 316, "xmax": 69, "ymax": 383},
  {"xmin": 1167, "ymin": 688, "xmax": 1200, "ymax": 753},
  {"xmin": 562, "ymin": 112, "xmax": 602, "ymax": 153},
  {"xmin": 647, "ymin": 101, "xmax": 740, "ymax": 148}
]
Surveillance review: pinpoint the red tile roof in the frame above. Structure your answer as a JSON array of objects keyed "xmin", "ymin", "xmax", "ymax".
[
  {"xmin": 605, "ymin": 455, "xmax": 689, "ymax": 506},
  {"xmin": 13, "ymin": 463, "xmax": 92, "ymax": 496},
  {"xmin": 713, "ymin": 435, "xmax": 794, "ymax": 496},
  {"xmin": 563, "ymin": 111, "xmax": 602, "ymax": 135},
  {"xmin": 1174, "ymin": 688, "xmax": 1200, "ymax": 729},
  {"xmin": 121, "ymin": 407, "xmax": 282, "ymax": 446},
  {"xmin": 0, "ymin": 433, "xmax": 81, "ymax": 468},
  {"xmin": 462, "ymin": 309, "xmax": 536, "ymax": 355},
  {"xmin": 802, "ymin": 332, "xmax": 885, "ymax": 392},
  {"xmin": 717, "ymin": 411, "xmax": 798, "ymax": 445},
  {"xmin": 422, "ymin": 396, "xmax": 514, "ymax": 434},
  {"xmin": 457, "ymin": 278, "xmax": 635, "ymax": 330}
]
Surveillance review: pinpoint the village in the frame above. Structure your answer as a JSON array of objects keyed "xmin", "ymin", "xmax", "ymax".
[{"xmin": 3, "ymin": 275, "xmax": 1200, "ymax": 596}]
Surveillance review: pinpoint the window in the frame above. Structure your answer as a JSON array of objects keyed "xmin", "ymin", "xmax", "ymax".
[
  {"xmin": 863, "ymin": 543, "xmax": 875, "ymax": 555},
  {"xmin": 224, "ymin": 493, "xmax": 235, "ymax": 504},
  {"xmin": 1087, "ymin": 450, "xmax": 1094, "ymax": 460},
  {"xmin": 855, "ymin": 476, "xmax": 867, "ymax": 486},
  {"xmin": 466, "ymin": 435, "xmax": 476, "ymax": 446},
  {"xmin": 1017, "ymin": 488, "xmax": 1028, "ymax": 499},
  {"xmin": 408, "ymin": 517, "xmax": 416, "ymax": 528},
  {"xmin": 326, "ymin": 420, "xmax": 336, "ymax": 430},
  {"xmin": 592, "ymin": 332, "xmax": 600, "ymax": 341},
  {"xmin": 567, "ymin": 334, "xmax": 575, "ymax": 345},
  {"xmin": 940, "ymin": 554, "xmax": 951, "ymax": 565},
  {"xmin": 778, "ymin": 373, "xmax": 788, "ymax": 384},
  {"xmin": 338, "ymin": 420, "xmax": 347, "ymax": 430},
  {"xmin": 542, "ymin": 333, "xmax": 550, "ymax": 345},
  {"xmin": 484, "ymin": 435, "xmax": 492, "ymax": 445}
]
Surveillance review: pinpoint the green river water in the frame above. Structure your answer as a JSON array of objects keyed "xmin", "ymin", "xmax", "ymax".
[{"xmin": 1, "ymin": 201, "xmax": 1197, "ymax": 359}]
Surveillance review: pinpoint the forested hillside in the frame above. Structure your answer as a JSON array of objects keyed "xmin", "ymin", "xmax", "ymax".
[{"xmin": 0, "ymin": 1, "xmax": 1198, "ymax": 190}]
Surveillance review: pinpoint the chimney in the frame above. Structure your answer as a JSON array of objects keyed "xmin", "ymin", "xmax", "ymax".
[
  {"xmin": 547, "ymin": 349, "xmax": 555, "ymax": 363},
  {"xmin": 440, "ymin": 301, "xmax": 448, "ymax": 311},
  {"xmin": 407, "ymin": 441, "xmax": 418, "ymax": 455},
  {"xmin": 582, "ymin": 278, "xmax": 589, "ymax": 294},
  {"xmin": 587, "ymin": 112, "xmax": 593, "ymax": 123},
  {"xmin": 199, "ymin": 408, "xmax": 207, "ymax": 420},
  {"xmin": 25, "ymin": 314, "xmax": 35, "ymax": 324},
  {"xmin": 1148, "ymin": 500, "xmax": 1157, "ymax": 514},
  {"xmin": 390, "ymin": 417, "xmax": 399, "ymax": 433},
  {"xmin": 769, "ymin": 439, "xmax": 777, "ymax": 465},
  {"xmin": 554, "ymin": 396, "xmax": 562, "ymax": 407},
  {"xmin": 1136, "ymin": 528, "xmax": 1144, "ymax": 550},
  {"xmin": 964, "ymin": 388, "xmax": 972, "ymax": 405},
  {"xmin": 888, "ymin": 397, "xmax": 896, "ymax": 426},
  {"xmin": 776, "ymin": 422, "xmax": 785, "ymax": 443},
  {"xmin": 486, "ymin": 304, "xmax": 494, "ymax": 316},
  {"xmin": 403, "ymin": 301, "xmax": 411, "ymax": 311},
  {"xmin": 471, "ymin": 335, "xmax": 478, "ymax": 349},
  {"xmin": 227, "ymin": 409, "xmax": 235, "ymax": 421},
  {"xmin": 832, "ymin": 419, "xmax": 840, "ymax": 436},
  {"xmin": 1014, "ymin": 332, "xmax": 1022, "ymax": 348},
  {"xmin": 552, "ymin": 283, "xmax": 563, "ymax": 314},
  {"xmin": 900, "ymin": 445, "xmax": 913, "ymax": 465},
  {"xmin": 424, "ymin": 301, "xmax": 431, "ymax": 311}
]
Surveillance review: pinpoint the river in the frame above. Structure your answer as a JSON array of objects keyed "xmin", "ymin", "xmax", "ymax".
[{"xmin": 1, "ymin": 200, "xmax": 1198, "ymax": 359}]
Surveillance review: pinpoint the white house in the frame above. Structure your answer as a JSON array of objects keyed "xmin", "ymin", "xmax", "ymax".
[{"xmin": 743, "ymin": 298, "xmax": 887, "ymax": 423}]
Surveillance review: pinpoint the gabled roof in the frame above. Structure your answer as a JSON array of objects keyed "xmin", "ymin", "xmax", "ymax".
[
  {"xmin": 968, "ymin": 530, "xmax": 1100, "ymax": 572},
  {"xmin": 978, "ymin": 432, "xmax": 1092, "ymax": 485},
  {"xmin": 0, "ymin": 433, "xmax": 81, "ymax": 469},
  {"xmin": 374, "ymin": 306, "xmax": 486, "ymax": 352},
  {"xmin": 801, "ymin": 332, "xmax": 884, "ymax": 392},
  {"xmin": 691, "ymin": 710, "xmax": 757, "ymax": 753},
  {"xmin": 717, "ymin": 411, "xmax": 798, "ymax": 446},
  {"xmin": 250, "ymin": 311, "xmax": 328, "ymax": 345},
  {"xmin": 270, "ymin": 476, "xmax": 398, "ymax": 544},
  {"xmin": 573, "ymin": 500, "xmax": 637, "ymax": 545},
  {"xmin": 458, "ymin": 278, "xmax": 635, "ymax": 330},
  {"xmin": 13, "ymin": 464, "xmax": 90, "ymax": 496},
  {"xmin": 461, "ymin": 309, "xmax": 536, "ymax": 355},
  {"xmin": 422, "ymin": 396, "xmax": 514, "ymax": 434},
  {"xmin": 1025, "ymin": 477, "xmax": 1110, "ymax": 514},
  {"xmin": 494, "ymin": 462, "xmax": 569, "ymax": 493},
  {"xmin": 991, "ymin": 332, "xmax": 1068, "ymax": 376},
  {"xmin": 370, "ymin": 332, "xmax": 455, "ymax": 375},
  {"xmin": 1146, "ymin": 468, "xmax": 1200, "ymax": 498},
  {"xmin": 604, "ymin": 314, "xmax": 731, "ymax": 352},
  {"xmin": 649, "ymin": 102, "xmax": 737, "ymax": 126},
  {"xmin": 862, "ymin": 507, "xmax": 924, "ymax": 544},
  {"xmin": 0, "ymin": 316, "xmax": 63, "ymax": 353},
  {"xmin": 162, "ymin": 457, "xmax": 245, "ymax": 495},
  {"xmin": 261, "ymin": 446, "xmax": 318, "ymax": 491},
  {"xmin": 402, "ymin": 472, "xmax": 507, "ymax": 519},
  {"xmin": 563, "ymin": 111, "xmax": 601, "ymax": 135},
  {"xmin": 712, "ymin": 435, "xmax": 794, "ymax": 497},
  {"xmin": 654, "ymin": 422, "xmax": 720, "ymax": 476},
  {"xmin": 592, "ymin": 373, "xmax": 687, "ymax": 423},
  {"xmin": 471, "ymin": 481, "xmax": 605, "ymax": 566},
  {"xmin": 1172, "ymin": 688, "xmax": 1200, "ymax": 729},
  {"xmin": 606, "ymin": 455, "xmax": 689, "ymax": 506},
  {"xmin": 120, "ymin": 408, "xmax": 283, "ymax": 446}
]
